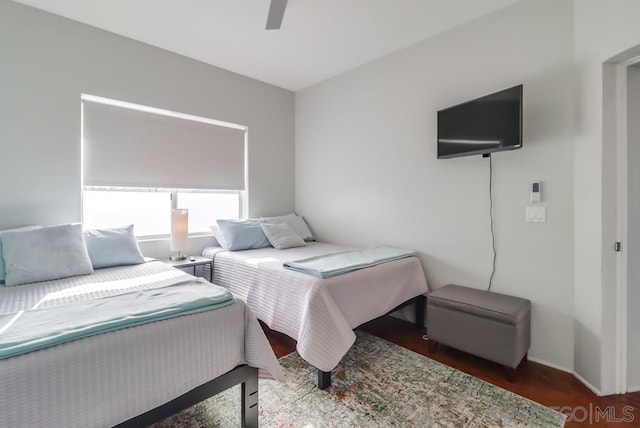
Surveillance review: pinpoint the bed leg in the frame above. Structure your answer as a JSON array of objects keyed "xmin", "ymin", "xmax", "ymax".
[
  {"xmin": 318, "ymin": 369, "xmax": 331, "ymax": 390},
  {"xmin": 415, "ymin": 295, "xmax": 426, "ymax": 329},
  {"xmin": 241, "ymin": 367, "xmax": 259, "ymax": 428}
]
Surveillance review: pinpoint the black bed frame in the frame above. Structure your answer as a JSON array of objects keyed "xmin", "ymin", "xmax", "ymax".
[
  {"xmin": 115, "ymin": 364, "xmax": 259, "ymax": 428},
  {"xmin": 316, "ymin": 294, "xmax": 426, "ymax": 390}
]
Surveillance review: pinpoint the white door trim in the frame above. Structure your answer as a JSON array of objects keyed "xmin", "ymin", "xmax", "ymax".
[
  {"xmin": 615, "ymin": 61, "xmax": 628, "ymax": 395},
  {"xmin": 615, "ymin": 56, "xmax": 640, "ymax": 394}
]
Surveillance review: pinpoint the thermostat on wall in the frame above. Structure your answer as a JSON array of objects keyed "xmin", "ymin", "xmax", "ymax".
[{"xmin": 530, "ymin": 181, "xmax": 541, "ymax": 202}]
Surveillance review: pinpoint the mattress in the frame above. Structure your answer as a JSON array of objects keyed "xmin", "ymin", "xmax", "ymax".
[
  {"xmin": 202, "ymin": 242, "xmax": 429, "ymax": 372},
  {"xmin": 0, "ymin": 261, "xmax": 282, "ymax": 428}
]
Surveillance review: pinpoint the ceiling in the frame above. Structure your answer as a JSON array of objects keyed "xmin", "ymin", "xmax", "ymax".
[{"xmin": 13, "ymin": 0, "xmax": 519, "ymax": 91}]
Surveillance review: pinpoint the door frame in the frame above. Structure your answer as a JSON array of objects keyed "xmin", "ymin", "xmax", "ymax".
[{"xmin": 615, "ymin": 56, "xmax": 640, "ymax": 394}]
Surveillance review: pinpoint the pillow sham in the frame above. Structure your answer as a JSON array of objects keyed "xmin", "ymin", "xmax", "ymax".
[
  {"xmin": 216, "ymin": 219, "xmax": 271, "ymax": 251},
  {"xmin": 84, "ymin": 224, "xmax": 145, "ymax": 269},
  {"xmin": 0, "ymin": 225, "xmax": 41, "ymax": 283},
  {"xmin": 2, "ymin": 223, "xmax": 94, "ymax": 286},
  {"xmin": 209, "ymin": 225, "xmax": 229, "ymax": 249},
  {"xmin": 261, "ymin": 213, "xmax": 315, "ymax": 241},
  {"xmin": 260, "ymin": 223, "xmax": 307, "ymax": 250}
]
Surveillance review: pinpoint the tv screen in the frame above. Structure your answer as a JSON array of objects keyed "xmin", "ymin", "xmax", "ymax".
[{"xmin": 437, "ymin": 84, "xmax": 523, "ymax": 159}]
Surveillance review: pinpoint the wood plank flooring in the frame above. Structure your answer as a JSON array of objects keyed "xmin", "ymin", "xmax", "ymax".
[{"xmin": 262, "ymin": 316, "xmax": 640, "ymax": 427}]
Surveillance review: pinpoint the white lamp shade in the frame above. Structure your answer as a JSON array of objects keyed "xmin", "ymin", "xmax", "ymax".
[{"xmin": 170, "ymin": 209, "xmax": 189, "ymax": 251}]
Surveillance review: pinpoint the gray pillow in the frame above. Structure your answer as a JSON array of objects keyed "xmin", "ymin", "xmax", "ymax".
[
  {"xmin": 216, "ymin": 219, "xmax": 271, "ymax": 251},
  {"xmin": 261, "ymin": 214, "xmax": 315, "ymax": 241},
  {"xmin": 2, "ymin": 223, "xmax": 94, "ymax": 286},
  {"xmin": 260, "ymin": 223, "xmax": 307, "ymax": 250}
]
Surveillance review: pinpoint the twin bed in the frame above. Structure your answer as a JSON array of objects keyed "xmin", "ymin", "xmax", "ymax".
[
  {"xmin": 202, "ymin": 241, "xmax": 430, "ymax": 389},
  {"xmin": 0, "ymin": 260, "xmax": 282, "ymax": 427}
]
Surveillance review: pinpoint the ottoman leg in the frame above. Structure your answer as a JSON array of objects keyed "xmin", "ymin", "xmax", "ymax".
[
  {"xmin": 428, "ymin": 340, "xmax": 438, "ymax": 353},
  {"xmin": 505, "ymin": 354, "xmax": 527, "ymax": 382}
]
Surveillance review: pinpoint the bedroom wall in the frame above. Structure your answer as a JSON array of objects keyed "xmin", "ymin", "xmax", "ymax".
[
  {"xmin": 295, "ymin": 0, "xmax": 575, "ymax": 370},
  {"xmin": 573, "ymin": 0, "xmax": 640, "ymax": 395},
  {"xmin": 0, "ymin": 0, "xmax": 295, "ymax": 258}
]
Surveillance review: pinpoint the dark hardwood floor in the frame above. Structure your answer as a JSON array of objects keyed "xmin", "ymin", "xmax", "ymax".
[{"xmin": 262, "ymin": 316, "xmax": 640, "ymax": 427}]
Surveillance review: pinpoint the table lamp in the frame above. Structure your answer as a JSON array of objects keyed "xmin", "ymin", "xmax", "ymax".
[{"xmin": 170, "ymin": 208, "xmax": 188, "ymax": 261}]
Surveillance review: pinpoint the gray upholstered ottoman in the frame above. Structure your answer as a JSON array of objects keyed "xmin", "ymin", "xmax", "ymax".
[{"xmin": 426, "ymin": 284, "xmax": 531, "ymax": 380}]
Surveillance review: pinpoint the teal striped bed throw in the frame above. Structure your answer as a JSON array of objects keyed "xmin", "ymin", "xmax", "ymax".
[
  {"xmin": 0, "ymin": 279, "xmax": 233, "ymax": 360},
  {"xmin": 283, "ymin": 245, "xmax": 416, "ymax": 279}
]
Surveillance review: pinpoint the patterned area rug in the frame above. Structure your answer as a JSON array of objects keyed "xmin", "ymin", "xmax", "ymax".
[{"xmin": 153, "ymin": 332, "xmax": 565, "ymax": 427}]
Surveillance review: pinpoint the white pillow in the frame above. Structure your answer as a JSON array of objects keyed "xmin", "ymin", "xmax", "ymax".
[
  {"xmin": 261, "ymin": 213, "xmax": 315, "ymax": 241},
  {"xmin": 260, "ymin": 223, "xmax": 307, "ymax": 250},
  {"xmin": 210, "ymin": 225, "xmax": 229, "ymax": 249},
  {"xmin": 84, "ymin": 224, "xmax": 145, "ymax": 269},
  {"xmin": 2, "ymin": 223, "xmax": 94, "ymax": 286}
]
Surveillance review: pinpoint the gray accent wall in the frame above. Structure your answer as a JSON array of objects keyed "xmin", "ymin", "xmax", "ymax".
[
  {"xmin": 296, "ymin": 0, "xmax": 576, "ymax": 371},
  {"xmin": 0, "ymin": 1, "xmax": 294, "ymax": 257}
]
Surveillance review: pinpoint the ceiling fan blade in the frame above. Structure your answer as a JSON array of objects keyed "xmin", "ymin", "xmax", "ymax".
[{"xmin": 266, "ymin": 0, "xmax": 288, "ymax": 30}]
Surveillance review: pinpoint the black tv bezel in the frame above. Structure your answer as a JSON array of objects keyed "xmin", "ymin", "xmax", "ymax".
[{"xmin": 437, "ymin": 84, "xmax": 523, "ymax": 159}]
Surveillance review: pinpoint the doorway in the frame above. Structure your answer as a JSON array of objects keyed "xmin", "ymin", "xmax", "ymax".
[
  {"xmin": 625, "ymin": 61, "xmax": 640, "ymax": 393},
  {"xmin": 609, "ymin": 51, "xmax": 640, "ymax": 394}
]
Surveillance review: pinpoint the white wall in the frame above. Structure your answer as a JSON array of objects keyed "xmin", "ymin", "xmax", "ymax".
[
  {"xmin": 627, "ymin": 66, "xmax": 640, "ymax": 391},
  {"xmin": 296, "ymin": 0, "xmax": 575, "ymax": 370},
  {"xmin": 573, "ymin": 0, "xmax": 640, "ymax": 394},
  {"xmin": 0, "ymin": 1, "xmax": 295, "ymax": 258}
]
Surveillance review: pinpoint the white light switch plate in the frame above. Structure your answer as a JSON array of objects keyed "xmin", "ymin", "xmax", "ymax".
[{"xmin": 526, "ymin": 206, "xmax": 546, "ymax": 223}]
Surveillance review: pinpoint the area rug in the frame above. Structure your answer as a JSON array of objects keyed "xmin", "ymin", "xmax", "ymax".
[{"xmin": 153, "ymin": 331, "xmax": 565, "ymax": 427}]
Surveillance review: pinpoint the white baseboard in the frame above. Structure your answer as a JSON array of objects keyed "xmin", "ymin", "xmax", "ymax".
[
  {"xmin": 527, "ymin": 356, "xmax": 572, "ymax": 374},
  {"xmin": 572, "ymin": 371, "xmax": 603, "ymax": 396},
  {"xmin": 527, "ymin": 356, "xmax": 603, "ymax": 396},
  {"xmin": 389, "ymin": 317, "xmax": 611, "ymax": 397},
  {"xmin": 626, "ymin": 385, "xmax": 640, "ymax": 393}
]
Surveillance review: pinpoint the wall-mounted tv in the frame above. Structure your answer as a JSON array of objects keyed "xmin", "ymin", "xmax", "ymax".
[{"xmin": 437, "ymin": 84, "xmax": 523, "ymax": 159}]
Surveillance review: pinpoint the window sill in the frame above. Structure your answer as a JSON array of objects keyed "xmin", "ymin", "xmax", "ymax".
[{"xmin": 136, "ymin": 233, "xmax": 214, "ymax": 243}]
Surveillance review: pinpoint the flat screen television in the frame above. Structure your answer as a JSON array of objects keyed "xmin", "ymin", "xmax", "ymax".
[{"xmin": 437, "ymin": 84, "xmax": 523, "ymax": 159}]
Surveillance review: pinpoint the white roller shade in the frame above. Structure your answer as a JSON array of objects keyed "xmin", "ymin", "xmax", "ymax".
[{"xmin": 82, "ymin": 100, "xmax": 245, "ymax": 190}]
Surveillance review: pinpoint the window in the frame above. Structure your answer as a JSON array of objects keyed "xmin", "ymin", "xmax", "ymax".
[
  {"xmin": 176, "ymin": 191, "xmax": 240, "ymax": 234},
  {"xmin": 83, "ymin": 187, "xmax": 241, "ymax": 238},
  {"xmin": 83, "ymin": 187, "xmax": 171, "ymax": 237},
  {"xmin": 81, "ymin": 95, "xmax": 247, "ymax": 238}
]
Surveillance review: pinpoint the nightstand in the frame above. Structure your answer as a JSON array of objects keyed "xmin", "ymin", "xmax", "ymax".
[{"xmin": 163, "ymin": 256, "xmax": 213, "ymax": 282}]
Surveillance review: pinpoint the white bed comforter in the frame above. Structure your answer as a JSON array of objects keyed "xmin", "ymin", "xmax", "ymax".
[
  {"xmin": 0, "ymin": 261, "xmax": 282, "ymax": 428},
  {"xmin": 203, "ymin": 242, "xmax": 429, "ymax": 372}
]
